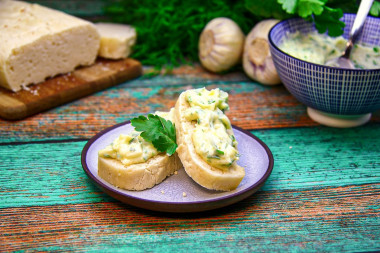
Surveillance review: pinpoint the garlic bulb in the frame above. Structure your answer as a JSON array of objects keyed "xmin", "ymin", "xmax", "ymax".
[
  {"xmin": 199, "ymin": 17, "xmax": 245, "ymax": 73},
  {"xmin": 243, "ymin": 19, "xmax": 281, "ymax": 85}
]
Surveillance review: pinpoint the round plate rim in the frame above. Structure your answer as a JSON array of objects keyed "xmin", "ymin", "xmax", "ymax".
[{"xmin": 81, "ymin": 121, "xmax": 274, "ymax": 211}]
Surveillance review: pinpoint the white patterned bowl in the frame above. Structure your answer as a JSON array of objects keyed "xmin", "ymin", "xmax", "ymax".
[{"xmin": 269, "ymin": 14, "xmax": 380, "ymax": 127}]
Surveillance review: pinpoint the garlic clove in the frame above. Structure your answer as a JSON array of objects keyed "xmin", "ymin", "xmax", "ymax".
[
  {"xmin": 199, "ymin": 17, "xmax": 245, "ymax": 73},
  {"xmin": 243, "ymin": 19, "xmax": 281, "ymax": 85}
]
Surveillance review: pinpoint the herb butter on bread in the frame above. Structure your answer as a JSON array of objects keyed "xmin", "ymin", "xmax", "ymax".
[
  {"xmin": 98, "ymin": 110, "xmax": 182, "ymax": 191},
  {"xmin": 174, "ymin": 88, "xmax": 245, "ymax": 191},
  {"xmin": 0, "ymin": 0, "xmax": 100, "ymax": 92}
]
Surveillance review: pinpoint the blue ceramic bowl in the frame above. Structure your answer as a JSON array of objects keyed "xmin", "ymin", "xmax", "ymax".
[{"xmin": 269, "ymin": 14, "xmax": 380, "ymax": 127}]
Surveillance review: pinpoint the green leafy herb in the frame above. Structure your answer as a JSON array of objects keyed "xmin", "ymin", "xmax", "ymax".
[
  {"xmin": 297, "ymin": 0, "xmax": 326, "ymax": 18},
  {"xmin": 104, "ymin": 0, "xmax": 256, "ymax": 68},
  {"xmin": 131, "ymin": 114, "xmax": 177, "ymax": 156},
  {"xmin": 313, "ymin": 6, "xmax": 345, "ymax": 37},
  {"xmin": 370, "ymin": 1, "xmax": 380, "ymax": 16},
  {"xmin": 278, "ymin": 0, "xmax": 298, "ymax": 14},
  {"xmin": 247, "ymin": 0, "xmax": 345, "ymax": 36},
  {"xmin": 104, "ymin": 0, "xmax": 379, "ymax": 69}
]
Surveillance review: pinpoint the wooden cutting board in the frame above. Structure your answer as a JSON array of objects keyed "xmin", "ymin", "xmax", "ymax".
[{"xmin": 0, "ymin": 58, "xmax": 142, "ymax": 120}]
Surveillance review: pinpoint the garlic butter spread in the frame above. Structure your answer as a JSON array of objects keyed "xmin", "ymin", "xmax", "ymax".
[
  {"xmin": 280, "ymin": 31, "xmax": 380, "ymax": 69},
  {"xmin": 98, "ymin": 111, "xmax": 171, "ymax": 166},
  {"xmin": 184, "ymin": 88, "xmax": 239, "ymax": 170}
]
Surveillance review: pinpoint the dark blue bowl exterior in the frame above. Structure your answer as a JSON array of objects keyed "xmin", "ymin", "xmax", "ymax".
[{"xmin": 269, "ymin": 14, "xmax": 380, "ymax": 115}]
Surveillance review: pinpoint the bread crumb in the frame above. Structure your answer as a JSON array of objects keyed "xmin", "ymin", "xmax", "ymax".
[
  {"xmin": 174, "ymin": 171, "xmax": 178, "ymax": 175},
  {"xmin": 289, "ymin": 146, "xmax": 293, "ymax": 149},
  {"xmin": 182, "ymin": 192, "xmax": 187, "ymax": 197},
  {"xmin": 161, "ymin": 190, "xmax": 165, "ymax": 194}
]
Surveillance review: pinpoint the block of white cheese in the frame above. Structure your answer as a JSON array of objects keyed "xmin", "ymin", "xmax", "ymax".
[
  {"xmin": 95, "ymin": 23, "xmax": 137, "ymax": 59},
  {"xmin": 0, "ymin": 0, "xmax": 100, "ymax": 92}
]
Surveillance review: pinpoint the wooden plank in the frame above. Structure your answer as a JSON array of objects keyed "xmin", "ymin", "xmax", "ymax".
[
  {"xmin": 1, "ymin": 183, "xmax": 379, "ymax": 252},
  {"xmin": 1, "ymin": 78, "xmax": 379, "ymax": 142},
  {"xmin": 1, "ymin": 126, "xmax": 379, "ymax": 208},
  {"xmin": 0, "ymin": 58, "xmax": 142, "ymax": 121}
]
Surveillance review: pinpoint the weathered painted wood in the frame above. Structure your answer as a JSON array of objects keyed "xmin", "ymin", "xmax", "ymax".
[
  {"xmin": 1, "ymin": 125, "xmax": 379, "ymax": 208},
  {"xmin": 1, "ymin": 183, "xmax": 379, "ymax": 252},
  {"xmin": 1, "ymin": 74, "xmax": 379, "ymax": 142},
  {"xmin": 1, "ymin": 65, "xmax": 379, "ymax": 252}
]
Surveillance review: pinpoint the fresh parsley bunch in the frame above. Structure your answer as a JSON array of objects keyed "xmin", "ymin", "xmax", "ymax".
[
  {"xmin": 131, "ymin": 114, "xmax": 177, "ymax": 156},
  {"xmin": 245, "ymin": 0, "xmax": 380, "ymax": 37},
  {"xmin": 105, "ymin": 0, "xmax": 380, "ymax": 69}
]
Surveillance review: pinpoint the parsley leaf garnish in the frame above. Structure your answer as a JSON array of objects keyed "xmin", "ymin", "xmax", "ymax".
[
  {"xmin": 370, "ymin": 1, "xmax": 380, "ymax": 16},
  {"xmin": 246, "ymin": 0, "xmax": 346, "ymax": 37},
  {"xmin": 297, "ymin": 0, "xmax": 326, "ymax": 18},
  {"xmin": 278, "ymin": 0, "xmax": 298, "ymax": 14},
  {"xmin": 131, "ymin": 114, "xmax": 177, "ymax": 156},
  {"xmin": 313, "ymin": 6, "xmax": 345, "ymax": 37}
]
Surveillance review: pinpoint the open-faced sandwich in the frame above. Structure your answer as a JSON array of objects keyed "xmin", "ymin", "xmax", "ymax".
[
  {"xmin": 98, "ymin": 109, "xmax": 182, "ymax": 191},
  {"xmin": 174, "ymin": 87, "xmax": 245, "ymax": 191}
]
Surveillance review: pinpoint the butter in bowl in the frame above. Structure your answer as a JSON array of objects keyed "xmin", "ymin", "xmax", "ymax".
[{"xmin": 268, "ymin": 14, "xmax": 380, "ymax": 128}]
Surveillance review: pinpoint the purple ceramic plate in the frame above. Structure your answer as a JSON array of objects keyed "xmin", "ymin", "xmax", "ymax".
[{"xmin": 81, "ymin": 122, "xmax": 274, "ymax": 213}]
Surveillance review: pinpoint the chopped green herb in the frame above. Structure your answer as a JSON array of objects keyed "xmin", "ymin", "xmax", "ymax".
[
  {"xmin": 216, "ymin": 149, "xmax": 224, "ymax": 155},
  {"xmin": 207, "ymin": 155, "xmax": 221, "ymax": 160},
  {"xmin": 328, "ymin": 49, "xmax": 336, "ymax": 55}
]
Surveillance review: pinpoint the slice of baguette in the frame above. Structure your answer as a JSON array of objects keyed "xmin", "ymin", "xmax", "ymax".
[
  {"xmin": 174, "ymin": 90, "xmax": 245, "ymax": 191},
  {"xmin": 98, "ymin": 152, "xmax": 182, "ymax": 191},
  {"xmin": 98, "ymin": 109, "xmax": 182, "ymax": 191}
]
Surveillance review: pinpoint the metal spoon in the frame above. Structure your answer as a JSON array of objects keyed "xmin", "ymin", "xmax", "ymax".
[{"xmin": 326, "ymin": 0, "xmax": 374, "ymax": 69}]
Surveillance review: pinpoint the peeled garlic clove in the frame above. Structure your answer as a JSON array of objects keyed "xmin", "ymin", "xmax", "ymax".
[
  {"xmin": 199, "ymin": 17, "xmax": 245, "ymax": 73},
  {"xmin": 243, "ymin": 19, "xmax": 281, "ymax": 85}
]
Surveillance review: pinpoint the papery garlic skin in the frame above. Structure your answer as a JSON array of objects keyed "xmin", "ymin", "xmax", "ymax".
[
  {"xmin": 243, "ymin": 19, "xmax": 281, "ymax": 85},
  {"xmin": 199, "ymin": 17, "xmax": 245, "ymax": 73}
]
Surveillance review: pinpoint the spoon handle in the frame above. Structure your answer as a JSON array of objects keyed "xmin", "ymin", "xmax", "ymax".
[
  {"xmin": 343, "ymin": 0, "xmax": 374, "ymax": 58},
  {"xmin": 351, "ymin": 0, "xmax": 374, "ymax": 41}
]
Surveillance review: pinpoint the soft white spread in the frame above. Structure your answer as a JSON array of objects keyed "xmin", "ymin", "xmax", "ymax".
[
  {"xmin": 98, "ymin": 131, "xmax": 158, "ymax": 166},
  {"xmin": 280, "ymin": 31, "xmax": 380, "ymax": 69},
  {"xmin": 98, "ymin": 111, "xmax": 172, "ymax": 166},
  {"xmin": 184, "ymin": 88, "xmax": 239, "ymax": 170}
]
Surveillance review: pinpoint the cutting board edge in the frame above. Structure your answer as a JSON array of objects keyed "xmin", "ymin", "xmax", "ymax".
[{"xmin": 0, "ymin": 58, "xmax": 142, "ymax": 121}]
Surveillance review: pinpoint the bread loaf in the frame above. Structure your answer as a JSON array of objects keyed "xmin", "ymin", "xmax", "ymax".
[
  {"xmin": 95, "ymin": 23, "xmax": 137, "ymax": 59},
  {"xmin": 0, "ymin": 0, "xmax": 100, "ymax": 92}
]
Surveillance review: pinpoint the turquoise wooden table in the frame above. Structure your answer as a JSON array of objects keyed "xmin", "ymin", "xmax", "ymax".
[{"xmin": 1, "ymin": 64, "xmax": 379, "ymax": 252}]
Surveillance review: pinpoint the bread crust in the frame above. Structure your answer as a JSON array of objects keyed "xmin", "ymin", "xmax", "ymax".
[
  {"xmin": 174, "ymin": 91, "xmax": 245, "ymax": 191},
  {"xmin": 98, "ymin": 152, "xmax": 182, "ymax": 191}
]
